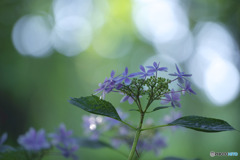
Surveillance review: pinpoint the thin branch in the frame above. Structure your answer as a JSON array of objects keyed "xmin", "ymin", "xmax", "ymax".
[
  {"xmin": 120, "ymin": 120, "xmax": 137, "ymax": 130},
  {"xmin": 141, "ymin": 124, "xmax": 170, "ymax": 131}
]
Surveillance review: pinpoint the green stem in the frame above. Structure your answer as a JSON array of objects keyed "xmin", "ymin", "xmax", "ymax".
[
  {"xmin": 128, "ymin": 113, "xmax": 144, "ymax": 160},
  {"xmin": 141, "ymin": 124, "xmax": 170, "ymax": 131},
  {"xmin": 120, "ymin": 120, "xmax": 137, "ymax": 130},
  {"xmin": 128, "ymin": 129, "xmax": 141, "ymax": 160}
]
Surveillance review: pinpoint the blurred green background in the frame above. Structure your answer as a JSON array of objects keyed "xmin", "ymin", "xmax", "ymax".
[{"xmin": 0, "ymin": 0, "xmax": 240, "ymax": 159}]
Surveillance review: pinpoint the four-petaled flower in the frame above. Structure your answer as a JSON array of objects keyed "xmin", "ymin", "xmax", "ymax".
[
  {"xmin": 136, "ymin": 65, "xmax": 154, "ymax": 79},
  {"xmin": 146, "ymin": 62, "xmax": 168, "ymax": 75},
  {"xmin": 169, "ymin": 64, "xmax": 192, "ymax": 84},
  {"xmin": 119, "ymin": 67, "xmax": 139, "ymax": 85},
  {"xmin": 18, "ymin": 128, "xmax": 50, "ymax": 151},
  {"xmin": 178, "ymin": 80, "xmax": 196, "ymax": 95},
  {"xmin": 161, "ymin": 89, "xmax": 181, "ymax": 108}
]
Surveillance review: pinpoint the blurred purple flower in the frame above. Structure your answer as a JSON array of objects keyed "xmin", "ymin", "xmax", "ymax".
[
  {"xmin": 50, "ymin": 124, "xmax": 79, "ymax": 160},
  {"xmin": 161, "ymin": 89, "xmax": 181, "ymax": 108},
  {"xmin": 18, "ymin": 128, "xmax": 50, "ymax": 151},
  {"xmin": 146, "ymin": 62, "xmax": 168, "ymax": 75},
  {"xmin": 163, "ymin": 111, "xmax": 182, "ymax": 131},
  {"xmin": 137, "ymin": 133, "xmax": 167, "ymax": 156},
  {"xmin": 0, "ymin": 133, "xmax": 7, "ymax": 146},
  {"xmin": 49, "ymin": 124, "xmax": 73, "ymax": 146},
  {"xmin": 111, "ymin": 138, "xmax": 124, "ymax": 149},
  {"xmin": 178, "ymin": 80, "xmax": 196, "ymax": 95},
  {"xmin": 136, "ymin": 65, "xmax": 154, "ymax": 79},
  {"xmin": 163, "ymin": 111, "xmax": 182, "ymax": 124},
  {"xmin": 82, "ymin": 115, "xmax": 101, "ymax": 140},
  {"xmin": 169, "ymin": 64, "xmax": 192, "ymax": 84},
  {"xmin": 0, "ymin": 133, "xmax": 15, "ymax": 152}
]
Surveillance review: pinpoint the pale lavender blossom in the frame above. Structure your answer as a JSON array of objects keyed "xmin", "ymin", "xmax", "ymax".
[
  {"xmin": 49, "ymin": 124, "xmax": 79, "ymax": 160},
  {"xmin": 18, "ymin": 128, "xmax": 50, "ymax": 151},
  {"xmin": 94, "ymin": 77, "xmax": 114, "ymax": 100},
  {"xmin": 178, "ymin": 80, "xmax": 196, "ymax": 95},
  {"xmin": 169, "ymin": 64, "xmax": 192, "ymax": 84},
  {"xmin": 146, "ymin": 62, "xmax": 168, "ymax": 75},
  {"xmin": 161, "ymin": 89, "xmax": 181, "ymax": 108},
  {"xmin": 119, "ymin": 67, "xmax": 139, "ymax": 85},
  {"xmin": 136, "ymin": 65, "xmax": 154, "ymax": 79}
]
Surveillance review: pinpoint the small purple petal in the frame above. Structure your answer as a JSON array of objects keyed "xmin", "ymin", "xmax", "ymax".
[
  {"xmin": 120, "ymin": 95, "xmax": 129, "ymax": 103},
  {"xmin": 139, "ymin": 65, "xmax": 145, "ymax": 72},
  {"xmin": 128, "ymin": 97, "xmax": 134, "ymax": 104},
  {"xmin": 123, "ymin": 67, "xmax": 128, "ymax": 76},
  {"xmin": 128, "ymin": 72, "xmax": 139, "ymax": 78},
  {"xmin": 182, "ymin": 73, "xmax": 192, "ymax": 77},
  {"xmin": 175, "ymin": 64, "xmax": 181, "ymax": 74},
  {"xmin": 158, "ymin": 67, "xmax": 168, "ymax": 72},
  {"xmin": 153, "ymin": 62, "xmax": 158, "ymax": 68},
  {"xmin": 124, "ymin": 78, "xmax": 131, "ymax": 85},
  {"xmin": 161, "ymin": 99, "xmax": 170, "ymax": 105},
  {"xmin": 171, "ymin": 92, "xmax": 181, "ymax": 101},
  {"xmin": 146, "ymin": 66, "xmax": 155, "ymax": 69},
  {"xmin": 110, "ymin": 70, "xmax": 115, "ymax": 78}
]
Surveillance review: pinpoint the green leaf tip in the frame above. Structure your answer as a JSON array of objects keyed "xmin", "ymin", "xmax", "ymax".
[
  {"xmin": 69, "ymin": 95, "xmax": 122, "ymax": 121},
  {"xmin": 169, "ymin": 115, "xmax": 235, "ymax": 132}
]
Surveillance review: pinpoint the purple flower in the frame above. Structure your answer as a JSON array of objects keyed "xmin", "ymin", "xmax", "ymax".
[
  {"xmin": 169, "ymin": 64, "xmax": 192, "ymax": 84},
  {"xmin": 119, "ymin": 67, "xmax": 139, "ymax": 85},
  {"xmin": 137, "ymin": 133, "xmax": 167, "ymax": 156},
  {"xmin": 120, "ymin": 94, "xmax": 134, "ymax": 104},
  {"xmin": 94, "ymin": 70, "xmax": 123, "ymax": 99},
  {"xmin": 18, "ymin": 128, "xmax": 50, "ymax": 151},
  {"xmin": 163, "ymin": 111, "xmax": 182, "ymax": 131},
  {"xmin": 146, "ymin": 62, "xmax": 168, "ymax": 75},
  {"xmin": 57, "ymin": 145, "xmax": 79, "ymax": 160},
  {"xmin": 163, "ymin": 111, "xmax": 182, "ymax": 124},
  {"xmin": 82, "ymin": 115, "xmax": 102, "ymax": 140},
  {"xmin": 0, "ymin": 133, "xmax": 7, "ymax": 146},
  {"xmin": 50, "ymin": 124, "xmax": 79, "ymax": 160},
  {"xmin": 136, "ymin": 65, "xmax": 154, "ymax": 79},
  {"xmin": 49, "ymin": 124, "xmax": 73, "ymax": 146},
  {"xmin": 161, "ymin": 89, "xmax": 181, "ymax": 107},
  {"xmin": 94, "ymin": 78, "xmax": 114, "ymax": 100},
  {"xmin": 0, "ymin": 133, "xmax": 15, "ymax": 152},
  {"xmin": 178, "ymin": 80, "xmax": 196, "ymax": 95}
]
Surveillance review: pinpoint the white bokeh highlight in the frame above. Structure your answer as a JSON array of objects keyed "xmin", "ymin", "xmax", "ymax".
[
  {"xmin": 12, "ymin": 15, "xmax": 52, "ymax": 57},
  {"xmin": 188, "ymin": 22, "xmax": 240, "ymax": 106}
]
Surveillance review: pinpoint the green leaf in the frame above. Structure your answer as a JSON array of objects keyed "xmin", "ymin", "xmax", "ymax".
[
  {"xmin": 169, "ymin": 116, "xmax": 235, "ymax": 132},
  {"xmin": 69, "ymin": 95, "xmax": 121, "ymax": 121},
  {"xmin": 152, "ymin": 106, "xmax": 170, "ymax": 112}
]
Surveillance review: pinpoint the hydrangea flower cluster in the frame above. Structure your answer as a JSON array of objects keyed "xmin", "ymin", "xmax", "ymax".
[
  {"xmin": 81, "ymin": 108, "xmax": 182, "ymax": 156},
  {"xmin": 94, "ymin": 62, "xmax": 196, "ymax": 108}
]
